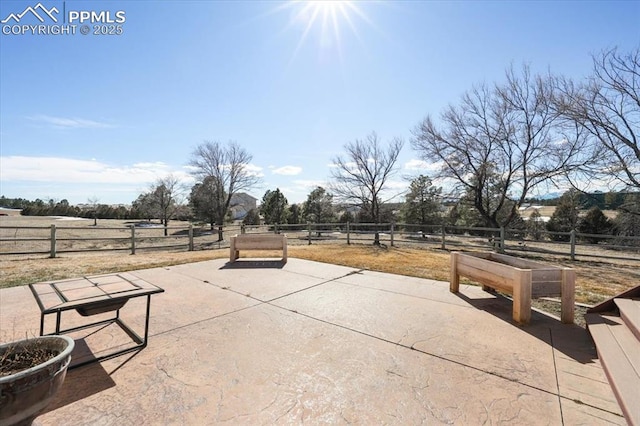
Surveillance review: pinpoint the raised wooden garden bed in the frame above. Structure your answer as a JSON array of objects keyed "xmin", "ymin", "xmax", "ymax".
[{"xmin": 450, "ymin": 252, "xmax": 575, "ymax": 324}]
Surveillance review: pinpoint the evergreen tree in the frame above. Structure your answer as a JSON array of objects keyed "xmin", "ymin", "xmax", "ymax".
[
  {"xmin": 400, "ymin": 175, "xmax": 442, "ymax": 225},
  {"xmin": 288, "ymin": 204, "xmax": 301, "ymax": 224},
  {"xmin": 260, "ymin": 189, "xmax": 289, "ymax": 224},
  {"xmin": 242, "ymin": 208, "xmax": 260, "ymax": 225},
  {"xmin": 546, "ymin": 190, "xmax": 580, "ymax": 241},
  {"xmin": 526, "ymin": 209, "xmax": 545, "ymax": 241},
  {"xmin": 302, "ymin": 187, "xmax": 334, "ymax": 223},
  {"xmin": 189, "ymin": 176, "xmax": 226, "ymax": 230},
  {"xmin": 338, "ymin": 210, "xmax": 354, "ymax": 223},
  {"xmin": 578, "ymin": 207, "xmax": 612, "ymax": 243},
  {"xmin": 613, "ymin": 193, "xmax": 640, "ymax": 246}
]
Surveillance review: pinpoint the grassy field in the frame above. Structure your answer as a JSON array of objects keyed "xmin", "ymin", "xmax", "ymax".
[
  {"xmin": 1, "ymin": 241, "xmax": 637, "ymax": 306},
  {"xmin": 1, "ymin": 216, "xmax": 638, "ymax": 306}
]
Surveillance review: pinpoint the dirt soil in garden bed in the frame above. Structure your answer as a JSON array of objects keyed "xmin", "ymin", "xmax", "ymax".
[{"xmin": 0, "ymin": 244, "xmax": 636, "ymax": 327}]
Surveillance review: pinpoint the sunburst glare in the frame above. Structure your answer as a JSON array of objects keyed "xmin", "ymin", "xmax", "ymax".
[{"xmin": 280, "ymin": 0, "xmax": 377, "ymax": 67}]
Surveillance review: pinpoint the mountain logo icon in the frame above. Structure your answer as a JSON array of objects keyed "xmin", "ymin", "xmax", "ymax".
[{"xmin": 1, "ymin": 3, "xmax": 59, "ymax": 24}]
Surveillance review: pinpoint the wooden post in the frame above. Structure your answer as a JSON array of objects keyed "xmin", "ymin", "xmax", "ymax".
[
  {"xmin": 513, "ymin": 269, "xmax": 532, "ymax": 324},
  {"xmin": 570, "ymin": 230, "xmax": 576, "ymax": 261},
  {"xmin": 499, "ymin": 227, "xmax": 505, "ymax": 253},
  {"xmin": 450, "ymin": 252, "xmax": 460, "ymax": 293},
  {"xmin": 241, "ymin": 224, "xmax": 246, "ymax": 234},
  {"xmin": 188, "ymin": 224, "xmax": 194, "ymax": 251},
  {"xmin": 50, "ymin": 224, "xmax": 56, "ymax": 258},
  {"xmin": 346, "ymin": 222, "xmax": 350, "ymax": 245},
  {"xmin": 561, "ymin": 269, "xmax": 576, "ymax": 324},
  {"xmin": 390, "ymin": 222, "xmax": 395, "ymax": 247},
  {"xmin": 307, "ymin": 222, "xmax": 312, "ymax": 245},
  {"xmin": 441, "ymin": 224, "xmax": 446, "ymax": 250},
  {"xmin": 130, "ymin": 225, "xmax": 136, "ymax": 255},
  {"xmin": 274, "ymin": 223, "xmax": 279, "ymax": 234}
]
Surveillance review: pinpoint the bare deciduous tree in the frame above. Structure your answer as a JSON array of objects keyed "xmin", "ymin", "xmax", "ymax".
[
  {"xmin": 412, "ymin": 65, "xmax": 585, "ymax": 228},
  {"xmin": 189, "ymin": 141, "xmax": 261, "ymax": 240},
  {"xmin": 87, "ymin": 196, "xmax": 99, "ymax": 226},
  {"xmin": 153, "ymin": 174, "xmax": 183, "ymax": 236},
  {"xmin": 556, "ymin": 47, "xmax": 640, "ymax": 195},
  {"xmin": 330, "ymin": 132, "xmax": 403, "ymax": 245}
]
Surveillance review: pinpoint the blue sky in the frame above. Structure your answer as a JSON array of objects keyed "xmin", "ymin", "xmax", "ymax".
[{"xmin": 1, "ymin": 0, "xmax": 638, "ymax": 206}]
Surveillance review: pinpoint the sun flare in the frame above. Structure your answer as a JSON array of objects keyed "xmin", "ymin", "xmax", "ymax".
[{"xmin": 282, "ymin": 0, "xmax": 374, "ymax": 65}]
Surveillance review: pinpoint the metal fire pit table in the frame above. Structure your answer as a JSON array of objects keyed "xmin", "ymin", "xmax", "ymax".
[{"xmin": 28, "ymin": 272, "xmax": 164, "ymax": 368}]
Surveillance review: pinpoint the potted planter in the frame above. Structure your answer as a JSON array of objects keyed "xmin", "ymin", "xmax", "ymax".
[{"xmin": 0, "ymin": 335, "xmax": 75, "ymax": 426}]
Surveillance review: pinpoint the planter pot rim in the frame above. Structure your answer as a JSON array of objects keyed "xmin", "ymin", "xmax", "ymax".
[{"xmin": 0, "ymin": 335, "xmax": 75, "ymax": 383}]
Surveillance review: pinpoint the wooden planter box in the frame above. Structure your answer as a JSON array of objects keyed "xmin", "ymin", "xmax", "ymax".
[{"xmin": 450, "ymin": 252, "xmax": 575, "ymax": 324}]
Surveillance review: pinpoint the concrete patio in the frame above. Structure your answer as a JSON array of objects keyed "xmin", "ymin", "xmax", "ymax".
[{"xmin": 0, "ymin": 257, "xmax": 626, "ymax": 425}]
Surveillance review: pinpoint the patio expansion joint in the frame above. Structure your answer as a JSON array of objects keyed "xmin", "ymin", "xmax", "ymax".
[
  {"xmin": 263, "ymin": 301, "xmax": 625, "ymax": 420},
  {"xmin": 549, "ymin": 327, "xmax": 565, "ymax": 426},
  {"xmin": 264, "ymin": 269, "xmax": 366, "ymax": 304},
  {"xmin": 331, "ymin": 278, "xmax": 485, "ymax": 311},
  {"xmin": 145, "ymin": 268, "xmax": 367, "ymax": 339},
  {"xmin": 189, "ymin": 268, "xmax": 367, "ymax": 305},
  {"xmin": 137, "ymin": 265, "xmax": 623, "ymax": 421}
]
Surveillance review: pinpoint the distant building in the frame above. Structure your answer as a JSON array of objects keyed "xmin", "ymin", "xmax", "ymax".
[
  {"xmin": 518, "ymin": 205, "xmax": 553, "ymax": 222},
  {"xmin": 229, "ymin": 193, "xmax": 257, "ymax": 220}
]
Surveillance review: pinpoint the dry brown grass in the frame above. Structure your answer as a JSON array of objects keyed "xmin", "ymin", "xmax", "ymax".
[
  {"xmin": 289, "ymin": 245, "xmax": 451, "ymax": 282},
  {"xmin": 1, "ymin": 243, "xmax": 636, "ymax": 306}
]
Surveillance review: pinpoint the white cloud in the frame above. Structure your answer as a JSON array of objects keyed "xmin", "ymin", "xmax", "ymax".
[
  {"xmin": 27, "ymin": 115, "xmax": 114, "ymax": 129},
  {"xmin": 0, "ymin": 156, "xmax": 199, "ymax": 204},
  {"xmin": 292, "ymin": 179, "xmax": 326, "ymax": 190},
  {"xmin": 404, "ymin": 159, "xmax": 428, "ymax": 170},
  {"xmin": 245, "ymin": 163, "xmax": 265, "ymax": 177},
  {"xmin": 0, "ymin": 156, "xmax": 175, "ymax": 184},
  {"xmin": 272, "ymin": 165, "xmax": 302, "ymax": 176},
  {"xmin": 404, "ymin": 159, "xmax": 442, "ymax": 172},
  {"xmin": 385, "ymin": 180, "xmax": 409, "ymax": 190}
]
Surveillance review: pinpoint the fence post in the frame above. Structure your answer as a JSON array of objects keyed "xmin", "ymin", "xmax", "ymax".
[
  {"xmin": 390, "ymin": 222, "xmax": 395, "ymax": 247},
  {"xmin": 346, "ymin": 222, "xmax": 350, "ymax": 245},
  {"xmin": 308, "ymin": 222, "xmax": 312, "ymax": 245},
  {"xmin": 130, "ymin": 225, "xmax": 136, "ymax": 255},
  {"xmin": 570, "ymin": 230, "xmax": 576, "ymax": 261},
  {"xmin": 50, "ymin": 224, "xmax": 56, "ymax": 258},
  {"xmin": 188, "ymin": 224, "xmax": 194, "ymax": 251},
  {"xmin": 499, "ymin": 227, "xmax": 505, "ymax": 253},
  {"xmin": 441, "ymin": 224, "xmax": 446, "ymax": 250},
  {"xmin": 241, "ymin": 224, "xmax": 246, "ymax": 234}
]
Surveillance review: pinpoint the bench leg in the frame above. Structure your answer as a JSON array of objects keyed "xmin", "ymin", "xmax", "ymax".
[{"xmin": 513, "ymin": 270, "xmax": 532, "ymax": 324}]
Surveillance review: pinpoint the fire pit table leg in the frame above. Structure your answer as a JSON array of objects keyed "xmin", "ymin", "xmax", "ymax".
[
  {"xmin": 39, "ymin": 313, "xmax": 45, "ymax": 336},
  {"xmin": 55, "ymin": 311, "xmax": 62, "ymax": 334},
  {"xmin": 143, "ymin": 294, "xmax": 151, "ymax": 346}
]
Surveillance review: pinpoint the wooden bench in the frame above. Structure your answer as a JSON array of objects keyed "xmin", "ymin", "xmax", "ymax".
[
  {"xmin": 229, "ymin": 234, "xmax": 287, "ymax": 263},
  {"xmin": 450, "ymin": 252, "xmax": 575, "ymax": 324}
]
